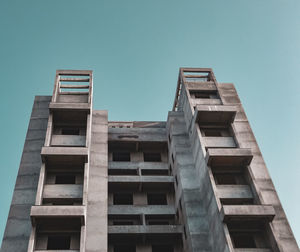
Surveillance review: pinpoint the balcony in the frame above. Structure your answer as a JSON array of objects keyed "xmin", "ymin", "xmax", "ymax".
[
  {"xmin": 221, "ymin": 205, "xmax": 275, "ymax": 222},
  {"xmin": 51, "ymin": 135, "xmax": 86, "ymax": 147},
  {"xmin": 43, "ymin": 184, "xmax": 83, "ymax": 200},
  {"xmin": 41, "ymin": 146, "xmax": 88, "ymax": 162},
  {"xmin": 206, "ymin": 148, "xmax": 253, "ymax": 167},
  {"xmin": 195, "ymin": 105, "xmax": 237, "ymax": 125},
  {"xmin": 109, "ymin": 175, "xmax": 174, "ymax": 191},
  {"xmin": 109, "ymin": 225, "xmax": 182, "ymax": 235},
  {"xmin": 109, "ymin": 205, "xmax": 175, "ymax": 215},
  {"xmin": 234, "ymin": 249, "xmax": 271, "ymax": 252},
  {"xmin": 30, "ymin": 205, "xmax": 86, "ymax": 225},
  {"xmin": 216, "ymin": 185, "xmax": 253, "ymax": 201},
  {"xmin": 202, "ymin": 136, "xmax": 236, "ymax": 148}
]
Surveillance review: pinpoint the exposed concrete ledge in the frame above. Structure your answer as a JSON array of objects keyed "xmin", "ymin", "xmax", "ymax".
[
  {"xmin": 205, "ymin": 148, "xmax": 253, "ymax": 167},
  {"xmin": 108, "ymin": 128, "xmax": 167, "ymax": 142},
  {"xmin": 108, "ymin": 176, "xmax": 174, "ymax": 183},
  {"xmin": 234, "ymin": 249, "xmax": 271, "ymax": 252},
  {"xmin": 41, "ymin": 146, "xmax": 88, "ymax": 162},
  {"xmin": 35, "ymin": 250, "xmax": 79, "ymax": 252},
  {"xmin": 49, "ymin": 102, "xmax": 90, "ymax": 112},
  {"xmin": 195, "ymin": 105, "xmax": 237, "ymax": 124},
  {"xmin": 216, "ymin": 185, "xmax": 253, "ymax": 200},
  {"xmin": 30, "ymin": 205, "xmax": 86, "ymax": 225},
  {"xmin": 185, "ymin": 82, "xmax": 217, "ymax": 91},
  {"xmin": 108, "ymin": 205, "xmax": 176, "ymax": 215},
  {"xmin": 108, "ymin": 225, "xmax": 183, "ymax": 234},
  {"xmin": 221, "ymin": 205, "xmax": 275, "ymax": 222},
  {"xmin": 109, "ymin": 161, "xmax": 168, "ymax": 170}
]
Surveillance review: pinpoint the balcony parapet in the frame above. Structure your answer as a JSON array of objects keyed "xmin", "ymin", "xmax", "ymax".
[
  {"xmin": 35, "ymin": 250, "xmax": 79, "ymax": 252},
  {"xmin": 108, "ymin": 205, "xmax": 175, "ymax": 215},
  {"xmin": 30, "ymin": 205, "xmax": 86, "ymax": 225},
  {"xmin": 234, "ymin": 249, "xmax": 271, "ymax": 252},
  {"xmin": 43, "ymin": 184, "xmax": 83, "ymax": 199},
  {"xmin": 108, "ymin": 225, "xmax": 182, "ymax": 234},
  {"xmin": 49, "ymin": 102, "xmax": 91, "ymax": 112},
  {"xmin": 108, "ymin": 176, "xmax": 173, "ymax": 184},
  {"xmin": 41, "ymin": 147, "xmax": 88, "ymax": 162},
  {"xmin": 206, "ymin": 148, "xmax": 253, "ymax": 167},
  {"xmin": 51, "ymin": 135, "xmax": 86, "ymax": 147},
  {"xmin": 221, "ymin": 205, "xmax": 275, "ymax": 222},
  {"xmin": 195, "ymin": 105, "xmax": 237, "ymax": 125},
  {"xmin": 216, "ymin": 185, "xmax": 253, "ymax": 200},
  {"xmin": 203, "ymin": 137, "xmax": 236, "ymax": 148},
  {"xmin": 109, "ymin": 161, "xmax": 168, "ymax": 170}
]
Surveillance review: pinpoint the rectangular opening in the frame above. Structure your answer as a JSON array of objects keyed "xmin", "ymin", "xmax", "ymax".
[
  {"xmin": 228, "ymin": 221, "xmax": 270, "ymax": 249},
  {"xmin": 213, "ymin": 172, "xmax": 247, "ymax": 185},
  {"xmin": 61, "ymin": 128, "xmax": 80, "ymax": 135},
  {"xmin": 221, "ymin": 198, "xmax": 254, "ymax": 205},
  {"xmin": 190, "ymin": 90, "xmax": 218, "ymax": 99},
  {"xmin": 152, "ymin": 245, "xmax": 174, "ymax": 252},
  {"xmin": 143, "ymin": 152, "xmax": 162, "ymax": 162},
  {"xmin": 43, "ymin": 199, "xmax": 83, "ymax": 206},
  {"xmin": 175, "ymin": 175, "xmax": 178, "ymax": 187},
  {"xmin": 113, "ymin": 193, "xmax": 133, "ymax": 205},
  {"xmin": 231, "ymin": 233, "xmax": 256, "ymax": 248},
  {"xmin": 109, "ymin": 169, "xmax": 138, "ymax": 176},
  {"xmin": 145, "ymin": 215, "xmax": 175, "ymax": 225},
  {"xmin": 113, "ymin": 221, "xmax": 134, "ymax": 225},
  {"xmin": 147, "ymin": 193, "xmax": 167, "ymax": 205},
  {"xmin": 113, "ymin": 152, "xmax": 131, "ymax": 162},
  {"xmin": 200, "ymin": 127, "xmax": 231, "ymax": 137},
  {"xmin": 55, "ymin": 175, "xmax": 76, "ymax": 184},
  {"xmin": 47, "ymin": 235, "xmax": 71, "ymax": 249},
  {"xmin": 141, "ymin": 169, "xmax": 168, "ymax": 176},
  {"xmin": 114, "ymin": 245, "xmax": 136, "ymax": 252},
  {"xmin": 109, "ymin": 214, "xmax": 141, "ymax": 226}
]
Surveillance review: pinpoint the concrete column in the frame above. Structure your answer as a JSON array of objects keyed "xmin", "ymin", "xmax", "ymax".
[{"xmin": 85, "ymin": 110, "xmax": 108, "ymax": 252}]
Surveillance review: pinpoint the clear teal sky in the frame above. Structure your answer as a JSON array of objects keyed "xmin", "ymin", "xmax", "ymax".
[{"xmin": 0, "ymin": 0, "xmax": 299, "ymax": 245}]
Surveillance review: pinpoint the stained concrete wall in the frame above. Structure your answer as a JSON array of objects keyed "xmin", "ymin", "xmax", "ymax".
[
  {"xmin": 85, "ymin": 110, "xmax": 108, "ymax": 252},
  {"xmin": 0, "ymin": 96, "xmax": 51, "ymax": 252},
  {"xmin": 167, "ymin": 111, "xmax": 211, "ymax": 252},
  {"xmin": 218, "ymin": 83, "xmax": 299, "ymax": 252}
]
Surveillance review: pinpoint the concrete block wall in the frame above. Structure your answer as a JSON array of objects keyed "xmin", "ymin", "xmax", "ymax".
[{"xmin": 1, "ymin": 96, "xmax": 51, "ymax": 252}]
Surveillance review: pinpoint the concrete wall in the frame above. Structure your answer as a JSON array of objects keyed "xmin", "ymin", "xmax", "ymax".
[
  {"xmin": 218, "ymin": 83, "xmax": 299, "ymax": 252},
  {"xmin": 1, "ymin": 96, "xmax": 51, "ymax": 252},
  {"xmin": 85, "ymin": 110, "xmax": 108, "ymax": 252},
  {"xmin": 167, "ymin": 111, "xmax": 212, "ymax": 252}
]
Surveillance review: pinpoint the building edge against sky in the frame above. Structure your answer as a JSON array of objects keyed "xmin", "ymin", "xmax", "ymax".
[{"xmin": 0, "ymin": 68, "xmax": 299, "ymax": 252}]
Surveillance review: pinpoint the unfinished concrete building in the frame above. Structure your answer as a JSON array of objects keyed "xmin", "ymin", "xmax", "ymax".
[{"xmin": 1, "ymin": 68, "xmax": 299, "ymax": 252}]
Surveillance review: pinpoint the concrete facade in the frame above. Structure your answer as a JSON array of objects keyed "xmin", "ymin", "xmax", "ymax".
[{"xmin": 1, "ymin": 68, "xmax": 299, "ymax": 252}]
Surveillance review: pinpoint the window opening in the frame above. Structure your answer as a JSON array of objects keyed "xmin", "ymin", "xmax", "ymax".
[
  {"xmin": 141, "ymin": 169, "xmax": 168, "ymax": 176},
  {"xmin": 109, "ymin": 169, "xmax": 138, "ymax": 176},
  {"xmin": 152, "ymin": 244, "xmax": 174, "ymax": 252},
  {"xmin": 144, "ymin": 152, "xmax": 162, "ymax": 162},
  {"xmin": 61, "ymin": 128, "xmax": 80, "ymax": 135},
  {"xmin": 113, "ymin": 152, "xmax": 131, "ymax": 162},
  {"xmin": 47, "ymin": 235, "xmax": 71, "ymax": 250},
  {"xmin": 147, "ymin": 193, "xmax": 167, "ymax": 205},
  {"xmin": 114, "ymin": 245, "xmax": 136, "ymax": 252},
  {"xmin": 113, "ymin": 193, "xmax": 133, "ymax": 205},
  {"xmin": 55, "ymin": 175, "xmax": 76, "ymax": 184}
]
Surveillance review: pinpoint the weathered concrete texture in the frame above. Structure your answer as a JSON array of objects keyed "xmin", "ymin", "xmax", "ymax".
[
  {"xmin": 1, "ymin": 96, "xmax": 51, "ymax": 252},
  {"xmin": 85, "ymin": 110, "xmax": 108, "ymax": 252},
  {"xmin": 218, "ymin": 83, "xmax": 300, "ymax": 252},
  {"xmin": 167, "ymin": 111, "xmax": 212, "ymax": 252}
]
